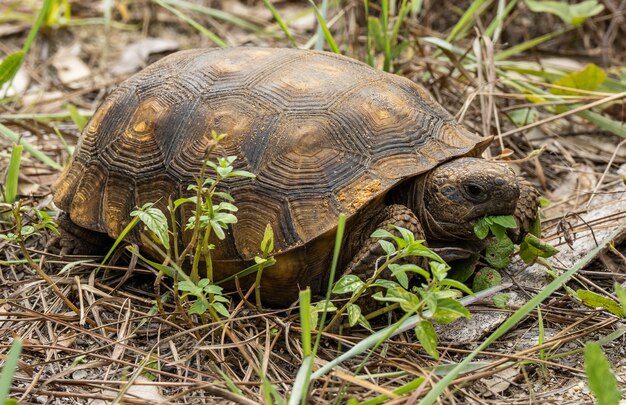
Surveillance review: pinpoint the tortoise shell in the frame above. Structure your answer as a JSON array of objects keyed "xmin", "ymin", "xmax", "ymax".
[{"xmin": 53, "ymin": 47, "xmax": 489, "ymax": 303}]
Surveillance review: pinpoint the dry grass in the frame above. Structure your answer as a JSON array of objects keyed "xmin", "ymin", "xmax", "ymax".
[{"xmin": 1, "ymin": 0, "xmax": 625, "ymax": 403}]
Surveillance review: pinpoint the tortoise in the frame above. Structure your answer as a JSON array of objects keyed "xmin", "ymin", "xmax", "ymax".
[{"xmin": 52, "ymin": 47, "xmax": 538, "ymax": 306}]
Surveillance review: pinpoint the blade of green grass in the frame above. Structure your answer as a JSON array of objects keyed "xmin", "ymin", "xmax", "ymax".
[
  {"xmin": 360, "ymin": 377, "xmax": 425, "ymax": 405},
  {"xmin": 309, "ymin": 0, "xmax": 339, "ymax": 53},
  {"xmin": 0, "ymin": 123, "xmax": 62, "ymax": 170},
  {"xmin": 446, "ymin": 0, "xmax": 491, "ymax": 42},
  {"xmin": 2, "ymin": 0, "xmax": 52, "ymax": 97},
  {"xmin": 289, "ymin": 213, "xmax": 346, "ymax": 405},
  {"xmin": 3, "ymin": 143, "xmax": 23, "ymax": 203},
  {"xmin": 0, "ymin": 338, "xmax": 22, "ymax": 403},
  {"xmin": 485, "ymin": 0, "xmax": 518, "ymax": 40},
  {"xmin": 262, "ymin": 0, "xmax": 297, "ymax": 47},
  {"xmin": 22, "ymin": 0, "xmax": 52, "ymax": 54},
  {"xmin": 494, "ymin": 30, "xmax": 566, "ymax": 61},
  {"xmin": 159, "ymin": 0, "xmax": 263, "ymax": 32},
  {"xmin": 364, "ymin": 0, "xmax": 374, "ymax": 66},
  {"xmin": 154, "ymin": 0, "xmax": 227, "ymax": 48},
  {"xmin": 314, "ymin": 0, "xmax": 329, "ymax": 50},
  {"xmin": 419, "ymin": 221, "xmax": 626, "ymax": 404}
]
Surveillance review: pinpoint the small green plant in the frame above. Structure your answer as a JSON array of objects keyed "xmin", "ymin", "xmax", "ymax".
[
  {"xmin": 329, "ymin": 225, "xmax": 472, "ymax": 359},
  {"xmin": 102, "ymin": 131, "xmax": 276, "ymax": 322}
]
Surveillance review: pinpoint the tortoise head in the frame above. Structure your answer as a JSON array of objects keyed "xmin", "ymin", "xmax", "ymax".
[{"xmin": 420, "ymin": 157, "xmax": 520, "ymax": 240}]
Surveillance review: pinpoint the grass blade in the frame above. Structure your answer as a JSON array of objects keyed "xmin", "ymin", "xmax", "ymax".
[
  {"xmin": 314, "ymin": 0, "xmax": 329, "ymax": 50},
  {"xmin": 309, "ymin": 0, "xmax": 339, "ymax": 53},
  {"xmin": 159, "ymin": 0, "xmax": 262, "ymax": 32},
  {"xmin": 154, "ymin": 0, "xmax": 227, "ymax": 48},
  {"xmin": 495, "ymin": 30, "xmax": 566, "ymax": 61},
  {"xmin": 23, "ymin": 0, "xmax": 53, "ymax": 55},
  {"xmin": 289, "ymin": 213, "xmax": 346, "ymax": 405},
  {"xmin": 262, "ymin": 0, "xmax": 297, "ymax": 47},
  {"xmin": 584, "ymin": 342, "xmax": 622, "ymax": 405},
  {"xmin": 0, "ymin": 338, "xmax": 22, "ymax": 403},
  {"xmin": 3, "ymin": 143, "xmax": 23, "ymax": 203},
  {"xmin": 419, "ymin": 221, "xmax": 626, "ymax": 404},
  {"xmin": 446, "ymin": 0, "xmax": 491, "ymax": 42},
  {"xmin": 290, "ymin": 289, "xmax": 313, "ymax": 405},
  {"xmin": 0, "ymin": 123, "xmax": 62, "ymax": 170}
]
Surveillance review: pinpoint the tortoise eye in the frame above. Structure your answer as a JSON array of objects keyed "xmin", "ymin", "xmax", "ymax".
[{"xmin": 463, "ymin": 183, "xmax": 488, "ymax": 202}]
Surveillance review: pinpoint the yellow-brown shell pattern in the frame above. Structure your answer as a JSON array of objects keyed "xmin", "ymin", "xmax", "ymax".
[{"xmin": 53, "ymin": 47, "xmax": 487, "ymax": 260}]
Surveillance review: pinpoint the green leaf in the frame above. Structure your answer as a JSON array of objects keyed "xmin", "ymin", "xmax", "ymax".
[
  {"xmin": 0, "ymin": 51, "xmax": 24, "ymax": 87},
  {"xmin": 213, "ymin": 212, "xmax": 237, "ymax": 224},
  {"xmin": 577, "ymin": 290, "xmax": 625, "ymax": 317},
  {"xmin": 215, "ymin": 202, "xmax": 237, "ymax": 212},
  {"xmin": 378, "ymin": 239, "xmax": 396, "ymax": 255},
  {"xmin": 372, "ymin": 279, "xmax": 400, "ymax": 289},
  {"xmin": 391, "ymin": 263, "xmax": 430, "ymax": 280},
  {"xmin": 432, "ymin": 298, "xmax": 471, "ymax": 324},
  {"xmin": 439, "ymin": 279, "xmax": 474, "ymax": 296},
  {"xmin": 229, "ymin": 170, "xmax": 256, "ymax": 178},
  {"xmin": 389, "ymin": 264, "xmax": 410, "ymax": 289},
  {"xmin": 472, "ymin": 268, "xmax": 502, "ymax": 292},
  {"xmin": 584, "ymin": 342, "xmax": 621, "ymax": 405},
  {"xmin": 332, "ymin": 275, "xmax": 364, "ymax": 294},
  {"xmin": 213, "ymin": 191, "xmax": 234, "ymax": 202},
  {"xmin": 484, "ymin": 236, "xmax": 515, "ymax": 269},
  {"xmin": 393, "ymin": 226, "xmax": 415, "ymax": 244},
  {"xmin": 371, "ymin": 228, "xmax": 395, "ymax": 239},
  {"xmin": 429, "ymin": 261, "xmax": 448, "ymax": 282},
  {"xmin": 211, "ymin": 302, "xmax": 230, "ymax": 318},
  {"xmin": 551, "ymin": 63, "xmax": 607, "ymax": 96},
  {"xmin": 178, "ymin": 280, "xmax": 200, "ymax": 294},
  {"xmin": 519, "ymin": 234, "xmax": 559, "ymax": 263},
  {"xmin": 198, "ymin": 278, "xmax": 210, "ymax": 288},
  {"xmin": 210, "ymin": 220, "xmax": 226, "ymax": 239},
  {"xmin": 347, "ymin": 304, "xmax": 361, "ymax": 327},
  {"xmin": 203, "ymin": 284, "xmax": 223, "ymax": 295},
  {"xmin": 525, "ymin": 0, "xmax": 604, "ymax": 27},
  {"xmin": 473, "ymin": 218, "xmax": 490, "ymax": 240},
  {"xmin": 189, "ymin": 298, "xmax": 209, "ymax": 315},
  {"xmin": 216, "ymin": 165, "xmax": 233, "ymax": 177},
  {"xmin": 260, "ymin": 223, "xmax": 274, "ymax": 254},
  {"xmin": 415, "ymin": 320, "xmax": 439, "ymax": 359},
  {"xmin": 132, "ymin": 203, "xmax": 170, "ymax": 248},
  {"xmin": 489, "ymin": 215, "xmax": 518, "ymax": 229}
]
